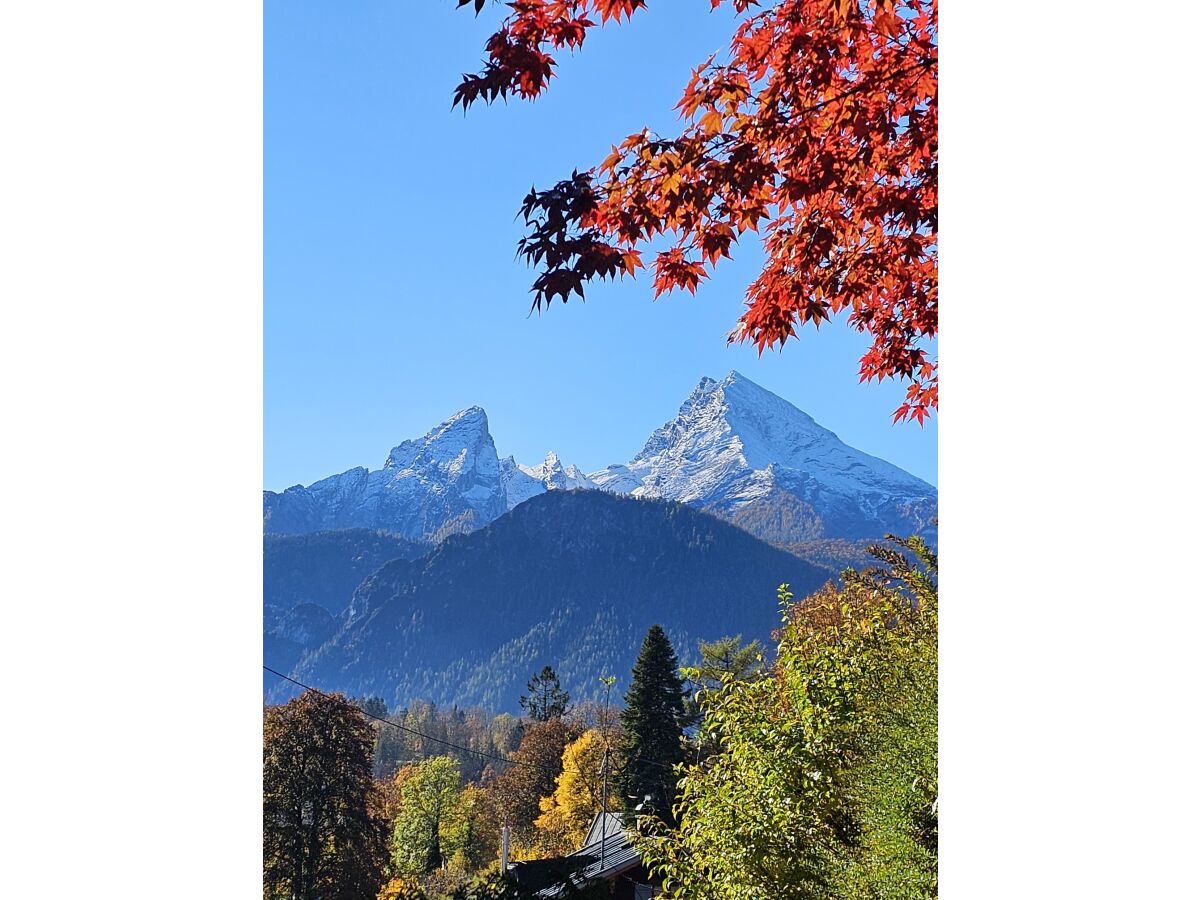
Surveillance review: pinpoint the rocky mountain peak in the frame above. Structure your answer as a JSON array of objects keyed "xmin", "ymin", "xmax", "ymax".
[
  {"xmin": 384, "ymin": 406, "xmax": 494, "ymax": 471},
  {"xmin": 592, "ymin": 372, "xmax": 936, "ymax": 539},
  {"xmin": 266, "ymin": 374, "xmax": 935, "ymax": 544}
]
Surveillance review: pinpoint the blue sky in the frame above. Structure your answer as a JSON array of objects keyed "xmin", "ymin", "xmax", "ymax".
[{"xmin": 265, "ymin": 0, "xmax": 937, "ymax": 491}]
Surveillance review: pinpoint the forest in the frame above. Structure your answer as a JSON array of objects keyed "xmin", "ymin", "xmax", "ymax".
[{"xmin": 263, "ymin": 537, "xmax": 937, "ymax": 900}]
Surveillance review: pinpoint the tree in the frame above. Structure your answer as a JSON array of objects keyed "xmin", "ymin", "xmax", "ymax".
[
  {"xmin": 454, "ymin": 0, "xmax": 938, "ymax": 423},
  {"xmin": 640, "ymin": 536, "xmax": 938, "ymax": 899},
  {"xmin": 488, "ymin": 717, "xmax": 582, "ymax": 850},
  {"xmin": 535, "ymin": 729, "xmax": 621, "ymax": 853},
  {"xmin": 353, "ymin": 695, "xmax": 389, "ymax": 720},
  {"xmin": 696, "ymin": 634, "xmax": 766, "ymax": 687},
  {"xmin": 683, "ymin": 635, "xmax": 767, "ymax": 757},
  {"xmin": 263, "ymin": 690, "xmax": 389, "ymax": 900},
  {"xmin": 442, "ymin": 783, "xmax": 502, "ymax": 875},
  {"xmin": 392, "ymin": 756, "xmax": 464, "ymax": 877},
  {"xmin": 616, "ymin": 625, "xmax": 688, "ymax": 825},
  {"xmin": 519, "ymin": 665, "xmax": 570, "ymax": 722}
]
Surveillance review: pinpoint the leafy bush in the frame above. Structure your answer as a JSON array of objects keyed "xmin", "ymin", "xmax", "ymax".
[{"xmin": 640, "ymin": 536, "xmax": 938, "ymax": 899}]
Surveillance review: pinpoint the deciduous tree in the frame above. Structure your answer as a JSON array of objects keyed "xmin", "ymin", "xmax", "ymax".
[
  {"xmin": 641, "ymin": 537, "xmax": 938, "ymax": 899},
  {"xmin": 488, "ymin": 717, "xmax": 582, "ymax": 850},
  {"xmin": 392, "ymin": 756, "xmax": 464, "ymax": 876},
  {"xmin": 454, "ymin": 0, "xmax": 938, "ymax": 423},
  {"xmin": 443, "ymin": 783, "xmax": 502, "ymax": 875},
  {"xmin": 684, "ymin": 635, "xmax": 767, "ymax": 757},
  {"xmin": 535, "ymin": 728, "xmax": 621, "ymax": 853},
  {"xmin": 263, "ymin": 690, "xmax": 389, "ymax": 900}
]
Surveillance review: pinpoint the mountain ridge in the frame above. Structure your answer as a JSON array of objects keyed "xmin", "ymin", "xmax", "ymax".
[
  {"xmin": 272, "ymin": 490, "xmax": 830, "ymax": 713},
  {"xmin": 264, "ymin": 372, "xmax": 936, "ymax": 544}
]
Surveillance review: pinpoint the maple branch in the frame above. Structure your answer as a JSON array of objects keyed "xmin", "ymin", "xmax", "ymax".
[{"xmin": 779, "ymin": 57, "xmax": 935, "ymax": 122}]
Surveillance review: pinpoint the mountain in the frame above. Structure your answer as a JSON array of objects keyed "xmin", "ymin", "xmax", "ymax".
[
  {"xmin": 264, "ymin": 529, "xmax": 430, "ymax": 674},
  {"xmin": 589, "ymin": 371, "xmax": 937, "ymax": 541},
  {"xmin": 263, "ymin": 372, "xmax": 935, "ymax": 545},
  {"xmin": 273, "ymin": 491, "xmax": 828, "ymax": 713},
  {"xmin": 264, "ymin": 408, "xmax": 595, "ymax": 541},
  {"xmin": 263, "ymin": 407, "xmax": 508, "ymax": 541},
  {"xmin": 500, "ymin": 452, "xmax": 596, "ymax": 510}
]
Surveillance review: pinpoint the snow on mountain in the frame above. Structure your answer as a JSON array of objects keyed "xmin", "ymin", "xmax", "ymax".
[
  {"xmin": 264, "ymin": 407, "xmax": 509, "ymax": 541},
  {"xmin": 500, "ymin": 451, "xmax": 596, "ymax": 510},
  {"xmin": 589, "ymin": 371, "xmax": 937, "ymax": 540},
  {"xmin": 264, "ymin": 372, "xmax": 935, "ymax": 544}
]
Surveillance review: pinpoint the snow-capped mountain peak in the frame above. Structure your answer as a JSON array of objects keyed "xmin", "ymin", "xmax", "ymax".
[
  {"xmin": 264, "ymin": 406, "xmax": 507, "ymax": 540},
  {"xmin": 499, "ymin": 450, "xmax": 596, "ymax": 510},
  {"xmin": 265, "ymin": 373, "xmax": 935, "ymax": 544},
  {"xmin": 384, "ymin": 406, "xmax": 491, "ymax": 471},
  {"xmin": 591, "ymin": 372, "xmax": 936, "ymax": 539}
]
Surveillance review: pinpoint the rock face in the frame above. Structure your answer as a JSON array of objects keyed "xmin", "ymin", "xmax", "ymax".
[
  {"xmin": 500, "ymin": 452, "xmax": 597, "ymax": 510},
  {"xmin": 263, "ymin": 408, "xmax": 509, "ymax": 542},
  {"xmin": 261, "ymin": 376, "xmax": 938, "ymax": 712},
  {"xmin": 263, "ymin": 372, "xmax": 936, "ymax": 544},
  {"xmin": 589, "ymin": 371, "xmax": 937, "ymax": 541}
]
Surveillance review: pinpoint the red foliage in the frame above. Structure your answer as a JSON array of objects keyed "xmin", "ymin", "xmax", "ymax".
[{"xmin": 454, "ymin": 0, "xmax": 937, "ymax": 423}]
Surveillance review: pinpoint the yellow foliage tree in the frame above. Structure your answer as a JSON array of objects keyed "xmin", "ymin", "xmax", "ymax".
[{"xmin": 534, "ymin": 728, "xmax": 620, "ymax": 855}]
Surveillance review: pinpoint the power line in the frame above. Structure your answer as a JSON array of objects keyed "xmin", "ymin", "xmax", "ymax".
[
  {"xmin": 264, "ymin": 666, "xmax": 765, "ymax": 846},
  {"xmin": 264, "ymin": 664, "xmax": 560, "ymax": 777},
  {"xmin": 263, "ymin": 665, "xmax": 680, "ymax": 776}
]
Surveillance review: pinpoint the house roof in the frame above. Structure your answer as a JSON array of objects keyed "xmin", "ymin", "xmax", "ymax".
[
  {"xmin": 583, "ymin": 812, "xmax": 625, "ymax": 846},
  {"xmin": 509, "ymin": 813, "xmax": 644, "ymax": 899}
]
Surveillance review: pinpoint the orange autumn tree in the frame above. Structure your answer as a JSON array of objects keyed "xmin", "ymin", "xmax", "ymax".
[{"xmin": 454, "ymin": 0, "xmax": 937, "ymax": 423}]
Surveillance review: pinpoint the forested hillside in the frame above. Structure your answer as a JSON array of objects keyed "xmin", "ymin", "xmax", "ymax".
[
  {"xmin": 273, "ymin": 491, "xmax": 828, "ymax": 712},
  {"xmin": 264, "ymin": 529, "xmax": 430, "ymax": 675}
]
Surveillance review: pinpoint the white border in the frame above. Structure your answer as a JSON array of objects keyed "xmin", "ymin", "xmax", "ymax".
[
  {"xmin": 3, "ymin": 1, "xmax": 1198, "ymax": 895},
  {"xmin": 941, "ymin": 0, "xmax": 1198, "ymax": 895},
  {"xmin": 1, "ymin": 2, "xmax": 261, "ymax": 895}
]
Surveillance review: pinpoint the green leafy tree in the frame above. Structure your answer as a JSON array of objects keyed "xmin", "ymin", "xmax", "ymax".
[
  {"xmin": 263, "ymin": 690, "xmax": 389, "ymax": 900},
  {"xmin": 392, "ymin": 756, "xmax": 464, "ymax": 876},
  {"xmin": 442, "ymin": 783, "xmax": 501, "ymax": 876},
  {"xmin": 641, "ymin": 536, "xmax": 938, "ymax": 900},
  {"xmin": 519, "ymin": 665, "xmax": 570, "ymax": 722},
  {"xmin": 684, "ymin": 635, "xmax": 768, "ymax": 758},
  {"xmin": 617, "ymin": 625, "xmax": 688, "ymax": 826}
]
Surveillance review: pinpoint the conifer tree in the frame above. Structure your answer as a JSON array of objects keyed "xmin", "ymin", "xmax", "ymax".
[
  {"xmin": 617, "ymin": 625, "xmax": 687, "ymax": 826},
  {"xmin": 519, "ymin": 665, "xmax": 570, "ymax": 722}
]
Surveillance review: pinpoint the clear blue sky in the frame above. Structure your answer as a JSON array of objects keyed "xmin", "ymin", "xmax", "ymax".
[{"xmin": 265, "ymin": 0, "xmax": 937, "ymax": 491}]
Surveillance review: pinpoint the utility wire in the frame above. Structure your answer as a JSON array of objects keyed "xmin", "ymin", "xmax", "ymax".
[
  {"xmin": 265, "ymin": 666, "xmax": 764, "ymax": 845},
  {"xmin": 265, "ymin": 664, "xmax": 560, "ymax": 777},
  {"xmin": 266, "ymin": 667, "xmax": 681, "ymax": 777}
]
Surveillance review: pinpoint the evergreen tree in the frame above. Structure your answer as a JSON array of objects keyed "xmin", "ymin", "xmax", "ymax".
[
  {"xmin": 617, "ymin": 625, "xmax": 687, "ymax": 826},
  {"xmin": 696, "ymin": 635, "xmax": 766, "ymax": 688},
  {"xmin": 519, "ymin": 665, "xmax": 570, "ymax": 722},
  {"xmin": 684, "ymin": 635, "xmax": 768, "ymax": 757},
  {"xmin": 353, "ymin": 695, "xmax": 389, "ymax": 719}
]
